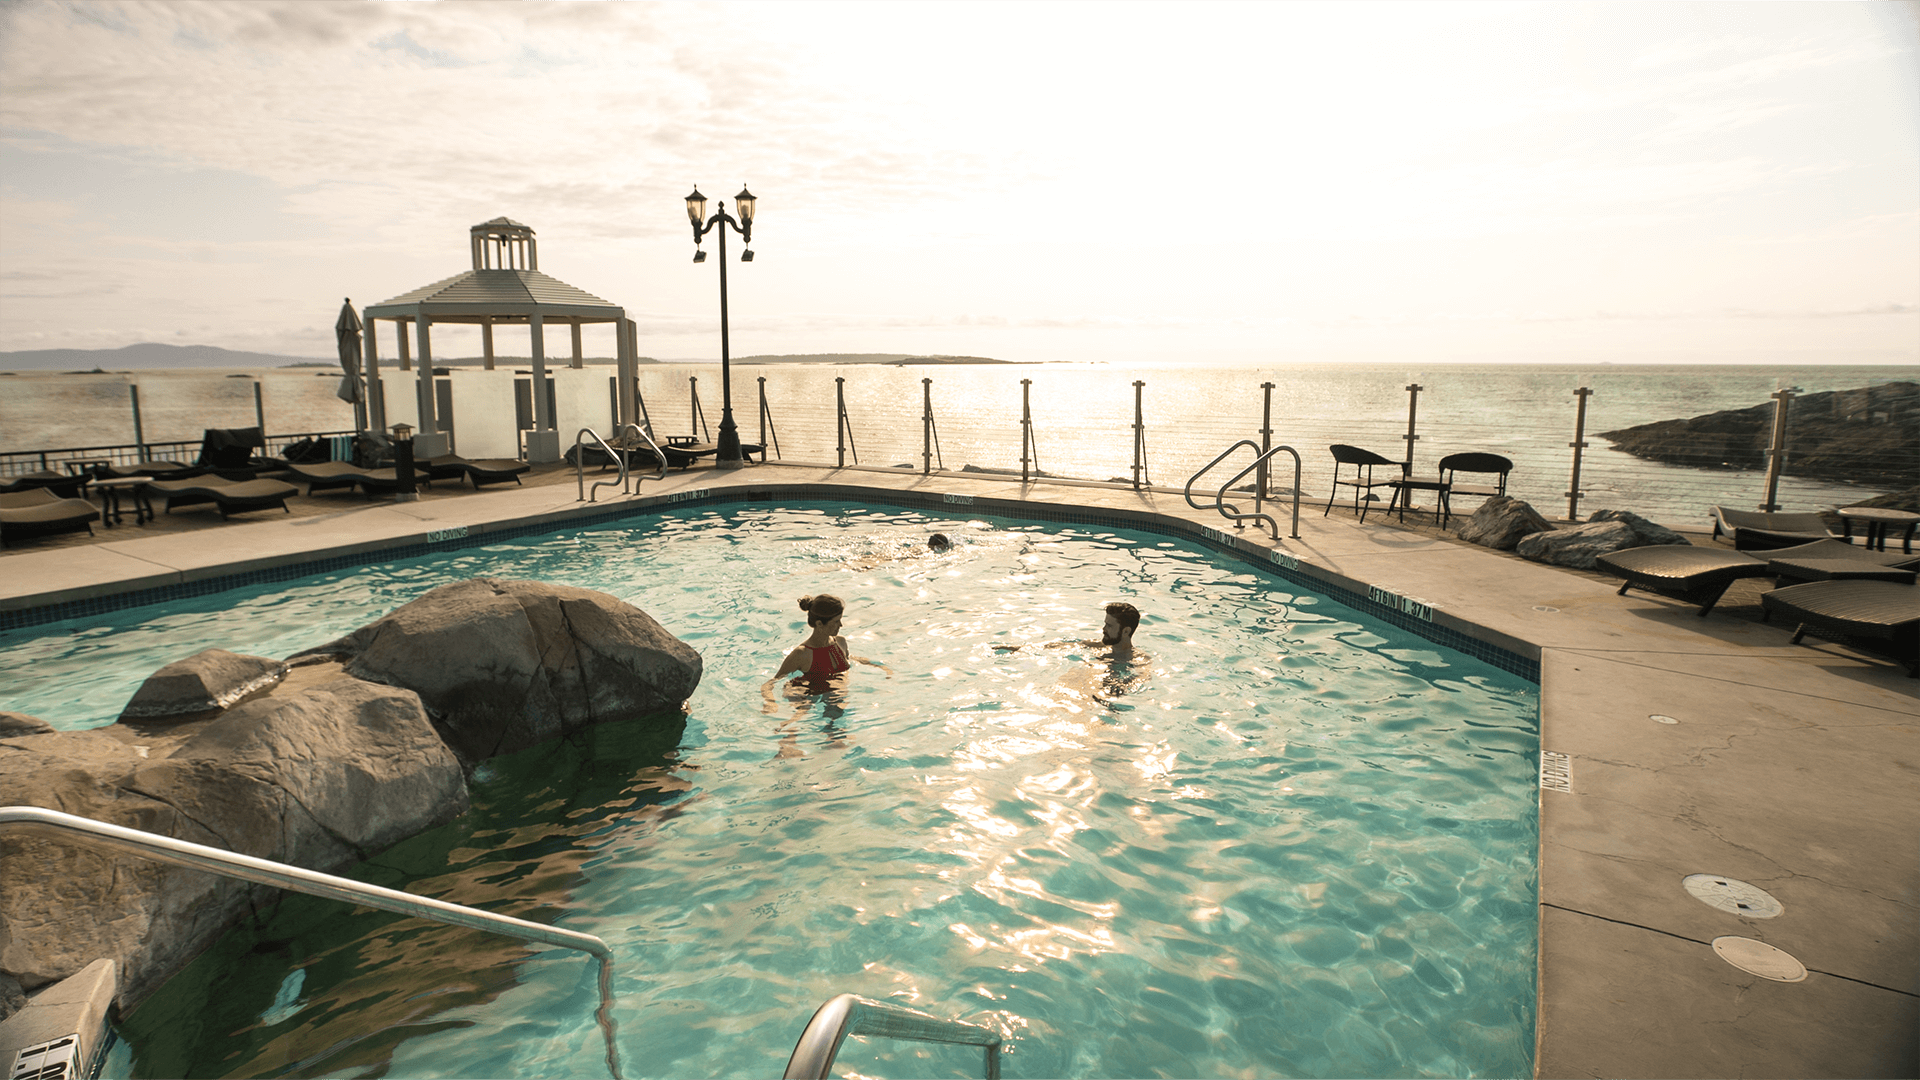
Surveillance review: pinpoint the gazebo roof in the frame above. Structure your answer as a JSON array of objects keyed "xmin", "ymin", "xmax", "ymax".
[{"xmin": 365, "ymin": 268, "xmax": 623, "ymax": 323}]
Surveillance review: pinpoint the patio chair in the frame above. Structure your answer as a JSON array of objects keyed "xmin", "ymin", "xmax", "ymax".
[
  {"xmin": 1762, "ymin": 537, "xmax": 1920, "ymax": 587},
  {"xmin": 284, "ymin": 461, "xmax": 403, "ymax": 496},
  {"xmin": 194, "ymin": 427, "xmax": 288, "ymax": 479},
  {"xmin": 0, "ymin": 470, "xmax": 89, "ymax": 500},
  {"xmin": 1710, "ymin": 507, "xmax": 1838, "ymax": 551},
  {"xmin": 143, "ymin": 476, "xmax": 298, "ymax": 519},
  {"xmin": 1438, "ymin": 453, "xmax": 1513, "ymax": 517},
  {"xmin": 1594, "ymin": 545, "xmax": 1772, "ymax": 616},
  {"xmin": 1760, "ymin": 579, "xmax": 1920, "ymax": 677},
  {"xmin": 660, "ymin": 437, "xmax": 767, "ymax": 470},
  {"xmin": 1324, "ymin": 445, "xmax": 1402, "ymax": 523},
  {"xmin": 0, "ymin": 488, "xmax": 101, "ymax": 547},
  {"xmin": 424, "ymin": 455, "xmax": 531, "ymax": 489}
]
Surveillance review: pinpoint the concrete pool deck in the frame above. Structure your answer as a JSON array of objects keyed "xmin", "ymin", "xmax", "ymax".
[{"xmin": 2, "ymin": 462, "xmax": 1914, "ymax": 1078}]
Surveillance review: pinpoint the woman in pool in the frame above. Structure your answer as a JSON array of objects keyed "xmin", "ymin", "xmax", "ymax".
[{"xmin": 777, "ymin": 593, "xmax": 854, "ymax": 678}]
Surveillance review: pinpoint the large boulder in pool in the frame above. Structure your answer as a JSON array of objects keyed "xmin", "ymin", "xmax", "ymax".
[
  {"xmin": 319, "ymin": 578, "xmax": 703, "ymax": 765},
  {"xmin": 117, "ymin": 648, "xmax": 288, "ymax": 722},
  {"xmin": 0, "ymin": 672, "xmax": 465, "ymax": 1008}
]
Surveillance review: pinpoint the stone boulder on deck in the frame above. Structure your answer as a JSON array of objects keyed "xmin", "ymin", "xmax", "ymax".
[
  {"xmin": 1452, "ymin": 496, "xmax": 1555, "ymax": 551},
  {"xmin": 1516, "ymin": 508, "xmax": 1689, "ymax": 569},
  {"xmin": 318, "ymin": 578, "xmax": 702, "ymax": 765}
]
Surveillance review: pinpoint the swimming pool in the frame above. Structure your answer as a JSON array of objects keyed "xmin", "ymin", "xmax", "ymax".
[{"xmin": 5, "ymin": 502, "xmax": 1540, "ymax": 1078}]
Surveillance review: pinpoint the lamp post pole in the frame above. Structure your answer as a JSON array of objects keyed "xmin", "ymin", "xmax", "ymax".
[{"xmin": 686, "ymin": 186, "xmax": 757, "ymax": 469}]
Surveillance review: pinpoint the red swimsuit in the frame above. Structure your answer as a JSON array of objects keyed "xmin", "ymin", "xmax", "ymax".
[{"xmin": 804, "ymin": 643, "xmax": 850, "ymax": 675}]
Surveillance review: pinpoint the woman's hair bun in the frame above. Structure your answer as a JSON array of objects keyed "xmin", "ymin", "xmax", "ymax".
[{"xmin": 798, "ymin": 596, "xmax": 814, "ymax": 612}]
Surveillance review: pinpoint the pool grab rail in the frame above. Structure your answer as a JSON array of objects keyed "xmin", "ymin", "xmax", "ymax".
[
  {"xmin": 0, "ymin": 805, "xmax": 626, "ymax": 1080},
  {"xmin": 784, "ymin": 993, "xmax": 1003, "ymax": 1079},
  {"xmin": 575, "ymin": 423, "xmax": 666, "ymax": 503},
  {"xmin": 1186, "ymin": 440, "xmax": 1303, "ymax": 540}
]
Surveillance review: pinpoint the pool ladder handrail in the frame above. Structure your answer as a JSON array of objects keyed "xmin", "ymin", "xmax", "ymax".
[
  {"xmin": 1185, "ymin": 440, "xmax": 1303, "ymax": 540},
  {"xmin": 0, "ymin": 805, "xmax": 625, "ymax": 1079},
  {"xmin": 575, "ymin": 423, "xmax": 666, "ymax": 503},
  {"xmin": 784, "ymin": 993, "xmax": 1002, "ymax": 1079}
]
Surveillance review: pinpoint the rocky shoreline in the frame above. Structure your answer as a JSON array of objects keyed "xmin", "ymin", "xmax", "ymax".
[
  {"xmin": 0, "ymin": 579, "xmax": 701, "ymax": 1018},
  {"xmin": 1597, "ymin": 381, "xmax": 1919, "ymax": 489}
]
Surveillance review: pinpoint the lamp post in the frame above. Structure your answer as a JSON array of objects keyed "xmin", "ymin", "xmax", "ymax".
[{"xmin": 686, "ymin": 185, "xmax": 757, "ymax": 469}]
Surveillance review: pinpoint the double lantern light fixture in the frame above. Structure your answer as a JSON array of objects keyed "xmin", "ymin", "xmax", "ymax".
[
  {"xmin": 683, "ymin": 185, "xmax": 758, "ymax": 469},
  {"xmin": 686, "ymin": 186, "xmax": 755, "ymax": 262}
]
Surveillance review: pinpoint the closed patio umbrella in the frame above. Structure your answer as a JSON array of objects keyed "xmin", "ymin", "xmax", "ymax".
[{"xmin": 335, "ymin": 297, "xmax": 366, "ymax": 431}]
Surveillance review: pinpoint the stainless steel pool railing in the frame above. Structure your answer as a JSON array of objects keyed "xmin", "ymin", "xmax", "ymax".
[
  {"xmin": 1186, "ymin": 440, "xmax": 1303, "ymax": 540},
  {"xmin": 0, "ymin": 806, "xmax": 626, "ymax": 1079},
  {"xmin": 575, "ymin": 423, "xmax": 666, "ymax": 503},
  {"xmin": 784, "ymin": 994, "xmax": 1003, "ymax": 1079}
]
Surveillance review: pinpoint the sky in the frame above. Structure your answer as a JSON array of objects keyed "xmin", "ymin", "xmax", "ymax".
[{"xmin": 1, "ymin": 0, "xmax": 1916, "ymax": 366}]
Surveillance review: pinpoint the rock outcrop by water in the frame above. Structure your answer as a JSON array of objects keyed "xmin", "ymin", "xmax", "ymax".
[
  {"xmin": 0, "ymin": 579, "xmax": 700, "ymax": 1019},
  {"xmin": 1515, "ymin": 509, "xmax": 1689, "ymax": 569},
  {"xmin": 1597, "ymin": 382, "xmax": 1920, "ymax": 488}
]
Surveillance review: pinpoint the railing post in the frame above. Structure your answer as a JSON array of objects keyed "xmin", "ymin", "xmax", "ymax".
[
  {"xmin": 1567, "ymin": 385, "xmax": 1592, "ymax": 521},
  {"xmin": 1402, "ymin": 381, "xmax": 1422, "ymax": 477},
  {"xmin": 129, "ymin": 384, "xmax": 146, "ymax": 462},
  {"xmin": 1258, "ymin": 381, "xmax": 1275, "ymax": 500},
  {"xmin": 1131, "ymin": 380, "xmax": 1148, "ymax": 491},
  {"xmin": 253, "ymin": 379, "xmax": 266, "ymax": 432},
  {"xmin": 922, "ymin": 377, "xmax": 934, "ymax": 477},
  {"xmin": 1020, "ymin": 378, "xmax": 1034, "ymax": 483},
  {"xmin": 758, "ymin": 376, "xmax": 781, "ymax": 460},
  {"xmin": 689, "ymin": 376, "xmax": 711, "ymax": 442},
  {"xmin": 1760, "ymin": 386, "xmax": 1794, "ymax": 512},
  {"xmin": 834, "ymin": 377, "xmax": 858, "ymax": 466}
]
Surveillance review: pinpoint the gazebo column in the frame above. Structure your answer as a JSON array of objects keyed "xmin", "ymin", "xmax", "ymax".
[
  {"xmin": 570, "ymin": 322, "xmax": 583, "ymax": 370},
  {"xmin": 413, "ymin": 314, "xmax": 450, "ymax": 458},
  {"xmin": 482, "ymin": 320, "xmax": 496, "ymax": 371},
  {"xmin": 525, "ymin": 312, "xmax": 560, "ymax": 463},
  {"xmin": 396, "ymin": 318, "xmax": 412, "ymax": 372},
  {"xmin": 364, "ymin": 311, "xmax": 387, "ymax": 433}
]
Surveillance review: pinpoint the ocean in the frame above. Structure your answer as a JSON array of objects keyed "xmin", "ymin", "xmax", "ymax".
[{"xmin": 1, "ymin": 361, "xmax": 1911, "ymax": 527}]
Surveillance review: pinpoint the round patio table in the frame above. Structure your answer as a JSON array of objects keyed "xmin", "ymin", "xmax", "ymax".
[{"xmin": 1836, "ymin": 507, "xmax": 1919, "ymax": 554}]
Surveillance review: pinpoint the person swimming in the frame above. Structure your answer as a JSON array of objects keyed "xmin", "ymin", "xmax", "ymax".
[
  {"xmin": 777, "ymin": 594, "xmax": 851, "ymax": 676},
  {"xmin": 995, "ymin": 601, "xmax": 1144, "ymax": 663}
]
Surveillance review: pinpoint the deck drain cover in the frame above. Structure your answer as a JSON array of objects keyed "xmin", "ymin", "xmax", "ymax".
[
  {"xmin": 1651, "ymin": 714, "xmax": 1680, "ymax": 725},
  {"xmin": 1712, "ymin": 936, "xmax": 1806, "ymax": 982},
  {"xmin": 1532, "ymin": 605, "xmax": 1559, "ymax": 612},
  {"xmin": 1684, "ymin": 874, "xmax": 1784, "ymax": 918}
]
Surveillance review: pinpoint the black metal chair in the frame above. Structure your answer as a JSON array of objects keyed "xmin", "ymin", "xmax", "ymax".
[
  {"xmin": 1324, "ymin": 445, "xmax": 1401, "ymax": 522},
  {"xmin": 1438, "ymin": 452, "xmax": 1513, "ymax": 519}
]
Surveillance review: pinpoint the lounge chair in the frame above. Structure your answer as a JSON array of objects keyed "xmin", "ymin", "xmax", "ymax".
[
  {"xmin": 0, "ymin": 488, "xmax": 101, "ymax": 547},
  {"xmin": 1324, "ymin": 445, "xmax": 1402, "ymax": 522},
  {"xmin": 143, "ymin": 476, "xmax": 297, "ymax": 518},
  {"xmin": 423, "ymin": 455, "xmax": 530, "ymax": 488},
  {"xmin": 1762, "ymin": 538, "xmax": 1920, "ymax": 586},
  {"xmin": 657, "ymin": 437, "xmax": 766, "ymax": 469},
  {"xmin": 1710, "ymin": 507, "xmax": 1839, "ymax": 551},
  {"xmin": 1594, "ymin": 545, "xmax": 1773, "ymax": 616},
  {"xmin": 194, "ymin": 427, "xmax": 288, "ymax": 479},
  {"xmin": 97, "ymin": 460, "xmax": 194, "ymax": 481},
  {"xmin": 284, "ymin": 461, "xmax": 404, "ymax": 497},
  {"xmin": 0, "ymin": 470, "xmax": 89, "ymax": 500},
  {"xmin": 1761, "ymin": 579, "xmax": 1920, "ymax": 677}
]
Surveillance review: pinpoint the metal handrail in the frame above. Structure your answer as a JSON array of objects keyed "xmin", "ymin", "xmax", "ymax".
[
  {"xmin": 576, "ymin": 427, "xmax": 628, "ymax": 503},
  {"xmin": 783, "ymin": 994, "xmax": 1002, "ymax": 1080},
  {"xmin": 617, "ymin": 422, "xmax": 669, "ymax": 486},
  {"xmin": 1186, "ymin": 440, "xmax": 1303, "ymax": 540},
  {"xmin": 0, "ymin": 806, "xmax": 623, "ymax": 1077}
]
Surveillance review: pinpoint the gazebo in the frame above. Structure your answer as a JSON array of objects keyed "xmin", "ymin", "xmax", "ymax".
[{"xmin": 361, "ymin": 218, "xmax": 640, "ymax": 461}]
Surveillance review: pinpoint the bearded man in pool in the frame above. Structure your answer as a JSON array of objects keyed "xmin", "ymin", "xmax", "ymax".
[{"xmin": 995, "ymin": 602, "xmax": 1145, "ymax": 663}]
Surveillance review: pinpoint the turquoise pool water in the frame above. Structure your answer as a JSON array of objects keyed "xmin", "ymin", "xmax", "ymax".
[{"xmin": 4, "ymin": 502, "xmax": 1539, "ymax": 1078}]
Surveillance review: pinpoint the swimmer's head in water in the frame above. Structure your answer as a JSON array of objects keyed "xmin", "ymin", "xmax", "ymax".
[
  {"xmin": 928, "ymin": 533, "xmax": 952, "ymax": 552},
  {"xmin": 798, "ymin": 594, "xmax": 845, "ymax": 627},
  {"xmin": 1103, "ymin": 601, "xmax": 1141, "ymax": 645}
]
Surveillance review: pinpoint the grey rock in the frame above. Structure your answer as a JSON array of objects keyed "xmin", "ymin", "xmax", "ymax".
[
  {"xmin": 118, "ymin": 648, "xmax": 288, "ymax": 721},
  {"xmin": 0, "ymin": 712, "xmax": 53, "ymax": 737},
  {"xmin": 1516, "ymin": 509, "xmax": 1690, "ymax": 569},
  {"xmin": 0, "ymin": 971, "xmax": 24, "ymax": 1022},
  {"xmin": 332, "ymin": 578, "xmax": 702, "ymax": 765},
  {"xmin": 1, "ymin": 676, "xmax": 465, "ymax": 1008},
  {"xmin": 1452, "ymin": 495, "xmax": 1556, "ymax": 551}
]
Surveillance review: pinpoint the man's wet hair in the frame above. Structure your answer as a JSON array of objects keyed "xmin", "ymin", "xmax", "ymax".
[
  {"xmin": 1105, "ymin": 601, "xmax": 1140, "ymax": 631},
  {"xmin": 928, "ymin": 533, "xmax": 952, "ymax": 551}
]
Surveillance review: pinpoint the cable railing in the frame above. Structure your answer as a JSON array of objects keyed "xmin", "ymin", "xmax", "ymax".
[
  {"xmin": 0, "ymin": 805, "xmax": 624, "ymax": 1079},
  {"xmin": 783, "ymin": 994, "xmax": 1003, "ymax": 1080},
  {"xmin": 0, "ymin": 430, "xmax": 359, "ymax": 479}
]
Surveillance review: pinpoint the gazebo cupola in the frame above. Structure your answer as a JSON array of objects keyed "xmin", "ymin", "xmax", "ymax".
[
  {"xmin": 471, "ymin": 217, "xmax": 537, "ymax": 271},
  {"xmin": 359, "ymin": 218, "xmax": 640, "ymax": 463}
]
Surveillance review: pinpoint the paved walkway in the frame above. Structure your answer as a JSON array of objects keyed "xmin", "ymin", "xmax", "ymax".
[{"xmin": 2, "ymin": 461, "xmax": 1914, "ymax": 1078}]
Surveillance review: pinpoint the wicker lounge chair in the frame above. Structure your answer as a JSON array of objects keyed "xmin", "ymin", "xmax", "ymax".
[
  {"xmin": 1710, "ymin": 507, "xmax": 1838, "ymax": 551},
  {"xmin": 143, "ymin": 477, "xmax": 297, "ymax": 518},
  {"xmin": 0, "ymin": 488, "xmax": 101, "ymax": 547},
  {"xmin": 1761, "ymin": 579, "xmax": 1920, "ymax": 677},
  {"xmin": 0, "ymin": 470, "xmax": 89, "ymax": 500},
  {"xmin": 1762, "ymin": 538, "xmax": 1920, "ymax": 586},
  {"xmin": 284, "ymin": 461, "xmax": 404, "ymax": 496},
  {"xmin": 423, "ymin": 455, "xmax": 531, "ymax": 488},
  {"xmin": 97, "ymin": 460, "xmax": 194, "ymax": 481},
  {"xmin": 1594, "ymin": 545, "xmax": 1772, "ymax": 616},
  {"xmin": 1325, "ymin": 445, "xmax": 1402, "ymax": 523}
]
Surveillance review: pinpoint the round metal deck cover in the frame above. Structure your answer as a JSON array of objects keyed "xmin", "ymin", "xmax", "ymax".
[
  {"xmin": 1684, "ymin": 874, "xmax": 1783, "ymax": 918},
  {"xmin": 1650, "ymin": 714, "xmax": 1680, "ymax": 725},
  {"xmin": 1712, "ymin": 936, "xmax": 1807, "ymax": 982}
]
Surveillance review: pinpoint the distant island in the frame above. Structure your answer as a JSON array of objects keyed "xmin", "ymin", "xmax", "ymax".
[
  {"xmin": 731, "ymin": 353, "xmax": 1014, "ymax": 365},
  {"xmin": 0, "ymin": 343, "xmax": 1014, "ymax": 372},
  {"xmin": 1598, "ymin": 381, "xmax": 1919, "ymax": 488}
]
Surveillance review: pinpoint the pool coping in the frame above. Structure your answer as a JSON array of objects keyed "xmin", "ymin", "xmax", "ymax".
[{"xmin": 2, "ymin": 463, "xmax": 1915, "ymax": 1078}]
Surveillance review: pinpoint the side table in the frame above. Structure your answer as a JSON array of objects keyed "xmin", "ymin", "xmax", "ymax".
[
  {"xmin": 92, "ymin": 477, "xmax": 153, "ymax": 527},
  {"xmin": 1836, "ymin": 507, "xmax": 1919, "ymax": 554}
]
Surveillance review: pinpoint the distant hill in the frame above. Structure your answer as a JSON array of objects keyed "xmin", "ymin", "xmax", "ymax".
[
  {"xmin": 0, "ymin": 343, "xmax": 333, "ymax": 371},
  {"xmin": 732, "ymin": 353, "xmax": 1012, "ymax": 365}
]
